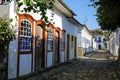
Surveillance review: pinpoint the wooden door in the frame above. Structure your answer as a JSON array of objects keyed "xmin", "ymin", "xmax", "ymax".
[
  {"xmin": 74, "ymin": 37, "xmax": 77, "ymax": 58},
  {"xmin": 18, "ymin": 20, "xmax": 33, "ymax": 76},
  {"xmin": 67, "ymin": 34, "xmax": 70, "ymax": 61},
  {"xmin": 54, "ymin": 31, "xmax": 59, "ymax": 64},
  {"xmin": 35, "ymin": 26, "xmax": 43, "ymax": 70}
]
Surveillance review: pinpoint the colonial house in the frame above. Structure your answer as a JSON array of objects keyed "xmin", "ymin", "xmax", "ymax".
[
  {"xmin": 91, "ymin": 30, "xmax": 104, "ymax": 50},
  {"xmin": 79, "ymin": 25, "xmax": 93, "ymax": 54},
  {"xmin": 107, "ymin": 28, "xmax": 120, "ymax": 56},
  {"xmin": 92, "ymin": 36, "xmax": 98, "ymax": 50},
  {"xmin": 0, "ymin": 0, "xmax": 83, "ymax": 79}
]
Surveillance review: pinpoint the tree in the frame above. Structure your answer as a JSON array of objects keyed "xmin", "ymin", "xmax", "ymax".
[
  {"xmin": 91, "ymin": 0, "xmax": 120, "ymax": 31},
  {"xmin": 94, "ymin": 28, "xmax": 103, "ymax": 35},
  {"xmin": 103, "ymin": 30, "xmax": 109, "ymax": 48},
  {"xmin": 0, "ymin": 18, "xmax": 15, "ymax": 55},
  {"xmin": 1, "ymin": 0, "xmax": 55, "ymax": 26},
  {"xmin": 0, "ymin": 17, "xmax": 15, "ymax": 80}
]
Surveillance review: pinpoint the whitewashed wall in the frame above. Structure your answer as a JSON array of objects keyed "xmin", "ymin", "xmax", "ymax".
[
  {"xmin": 108, "ymin": 29, "xmax": 120, "ymax": 56},
  {"xmin": 93, "ymin": 39, "xmax": 97, "ymax": 50},
  {"xmin": 81, "ymin": 27, "xmax": 93, "ymax": 54},
  {"xmin": 5, "ymin": 0, "xmax": 19, "ymax": 79},
  {"xmin": 106, "ymin": 41, "xmax": 110, "ymax": 51},
  {"xmin": 0, "ymin": 1, "xmax": 17, "ymax": 79},
  {"xmin": 3, "ymin": 0, "xmax": 81, "ymax": 79},
  {"xmin": 49, "ymin": 8, "xmax": 79, "ymax": 60},
  {"xmin": 109, "ymin": 32, "xmax": 116, "ymax": 55},
  {"xmin": 0, "ymin": 4, "xmax": 9, "ymax": 19}
]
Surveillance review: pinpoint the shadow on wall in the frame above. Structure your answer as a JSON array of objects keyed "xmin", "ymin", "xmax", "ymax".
[{"xmin": 0, "ymin": 51, "xmax": 8, "ymax": 80}]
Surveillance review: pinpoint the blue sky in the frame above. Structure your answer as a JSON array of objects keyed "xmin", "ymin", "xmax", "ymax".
[{"xmin": 63, "ymin": 0, "xmax": 100, "ymax": 30}]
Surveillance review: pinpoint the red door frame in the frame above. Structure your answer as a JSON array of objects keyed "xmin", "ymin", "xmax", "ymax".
[
  {"xmin": 54, "ymin": 27, "xmax": 61, "ymax": 63},
  {"xmin": 17, "ymin": 14, "xmax": 35, "ymax": 76}
]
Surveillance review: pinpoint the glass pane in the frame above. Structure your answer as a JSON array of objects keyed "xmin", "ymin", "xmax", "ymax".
[
  {"xmin": 47, "ymin": 28, "xmax": 53, "ymax": 50},
  {"xmin": 20, "ymin": 20, "xmax": 32, "ymax": 51},
  {"xmin": 47, "ymin": 40, "xmax": 53, "ymax": 50}
]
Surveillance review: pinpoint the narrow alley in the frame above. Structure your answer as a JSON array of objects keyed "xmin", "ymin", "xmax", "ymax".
[{"xmin": 19, "ymin": 49, "xmax": 120, "ymax": 80}]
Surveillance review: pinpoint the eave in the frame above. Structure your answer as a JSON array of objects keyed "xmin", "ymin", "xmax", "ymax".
[
  {"xmin": 67, "ymin": 17, "xmax": 83, "ymax": 27},
  {"xmin": 54, "ymin": 0, "xmax": 76, "ymax": 17}
]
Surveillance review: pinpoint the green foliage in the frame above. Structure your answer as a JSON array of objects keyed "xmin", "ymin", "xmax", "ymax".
[
  {"xmin": 103, "ymin": 30, "xmax": 109, "ymax": 39},
  {"xmin": 17, "ymin": 0, "xmax": 55, "ymax": 26},
  {"xmin": 1, "ymin": 0, "xmax": 55, "ymax": 27},
  {"xmin": 91, "ymin": 0, "xmax": 120, "ymax": 31},
  {"xmin": 0, "ymin": 17, "xmax": 15, "ymax": 55},
  {"xmin": 103, "ymin": 31, "xmax": 109, "ymax": 48},
  {"xmin": 94, "ymin": 29, "xmax": 103, "ymax": 35},
  {"xmin": 0, "ymin": 0, "xmax": 55, "ymax": 55}
]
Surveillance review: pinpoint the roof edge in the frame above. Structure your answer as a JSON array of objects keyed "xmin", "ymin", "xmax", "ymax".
[{"xmin": 58, "ymin": 0, "xmax": 76, "ymax": 16}]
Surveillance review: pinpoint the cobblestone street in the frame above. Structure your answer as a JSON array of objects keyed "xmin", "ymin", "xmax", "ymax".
[{"xmin": 25, "ymin": 49, "xmax": 119, "ymax": 80}]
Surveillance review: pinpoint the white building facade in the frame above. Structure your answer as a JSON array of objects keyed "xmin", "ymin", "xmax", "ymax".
[
  {"xmin": 0, "ymin": 0, "xmax": 83, "ymax": 79},
  {"xmin": 94, "ymin": 35, "xmax": 104, "ymax": 50},
  {"xmin": 107, "ymin": 28, "xmax": 120, "ymax": 56},
  {"xmin": 80, "ymin": 25, "xmax": 93, "ymax": 54}
]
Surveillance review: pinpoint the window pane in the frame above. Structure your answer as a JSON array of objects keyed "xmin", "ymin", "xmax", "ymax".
[
  {"xmin": 20, "ymin": 20, "xmax": 32, "ymax": 51},
  {"xmin": 47, "ymin": 40, "xmax": 53, "ymax": 50},
  {"xmin": 47, "ymin": 28, "xmax": 53, "ymax": 50}
]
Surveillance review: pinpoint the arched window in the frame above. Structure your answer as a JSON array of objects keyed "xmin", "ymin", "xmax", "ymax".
[
  {"xmin": 20, "ymin": 20, "xmax": 32, "ymax": 51},
  {"xmin": 47, "ymin": 28, "xmax": 53, "ymax": 50}
]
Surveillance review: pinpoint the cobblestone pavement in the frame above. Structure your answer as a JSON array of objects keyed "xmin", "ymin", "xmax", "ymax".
[{"xmin": 26, "ymin": 49, "xmax": 119, "ymax": 80}]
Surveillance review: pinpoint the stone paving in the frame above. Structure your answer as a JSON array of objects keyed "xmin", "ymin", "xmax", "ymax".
[{"xmin": 25, "ymin": 49, "xmax": 120, "ymax": 80}]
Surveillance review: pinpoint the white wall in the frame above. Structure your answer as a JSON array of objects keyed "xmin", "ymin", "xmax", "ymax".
[
  {"xmin": 108, "ymin": 29, "xmax": 120, "ymax": 56},
  {"xmin": 109, "ymin": 32, "xmax": 116, "ymax": 55},
  {"xmin": 81, "ymin": 27, "xmax": 93, "ymax": 54},
  {"xmin": 50, "ymin": 8, "xmax": 79, "ymax": 60},
  {"xmin": 7, "ymin": 0, "xmax": 18, "ymax": 79},
  {"xmin": 0, "ymin": 4, "xmax": 9, "ymax": 19}
]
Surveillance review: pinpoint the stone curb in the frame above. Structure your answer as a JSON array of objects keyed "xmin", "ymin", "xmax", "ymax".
[{"xmin": 9, "ymin": 61, "xmax": 73, "ymax": 80}]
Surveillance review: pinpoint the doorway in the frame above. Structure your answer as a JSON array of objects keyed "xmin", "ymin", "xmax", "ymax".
[
  {"xmin": 74, "ymin": 37, "xmax": 77, "ymax": 58},
  {"xmin": 54, "ymin": 31, "xmax": 59, "ymax": 64},
  {"xmin": 18, "ymin": 19, "xmax": 33, "ymax": 76},
  {"xmin": 35, "ymin": 26, "xmax": 43, "ymax": 70},
  {"xmin": 98, "ymin": 45, "xmax": 101, "ymax": 49},
  {"xmin": 67, "ymin": 34, "xmax": 70, "ymax": 61}
]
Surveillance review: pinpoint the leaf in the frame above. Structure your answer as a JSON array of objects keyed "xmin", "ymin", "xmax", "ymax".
[
  {"xmin": 9, "ymin": 18, "xmax": 13, "ymax": 22},
  {"xmin": 18, "ymin": 2, "xmax": 23, "ymax": 7}
]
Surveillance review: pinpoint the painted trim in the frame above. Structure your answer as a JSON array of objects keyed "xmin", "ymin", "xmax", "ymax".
[
  {"xmin": 34, "ymin": 20, "xmax": 44, "ymax": 70},
  {"xmin": 32, "ymin": 21, "xmax": 36, "ymax": 72},
  {"xmin": 54, "ymin": 27, "xmax": 61, "ymax": 63},
  {"xmin": 17, "ymin": 14, "xmax": 35, "ymax": 77},
  {"xmin": 45, "ymin": 24, "xmax": 55, "ymax": 67},
  {"xmin": 42, "ymin": 28, "xmax": 47, "ymax": 68},
  {"xmin": 61, "ymin": 30, "xmax": 66, "ymax": 62},
  {"xmin": 66, "ymin": 34, "xmax": 70, "ymax": 61},
  {"xmin": 74, "ymin": 37, "xmax": 77, "ymax": 58}
]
